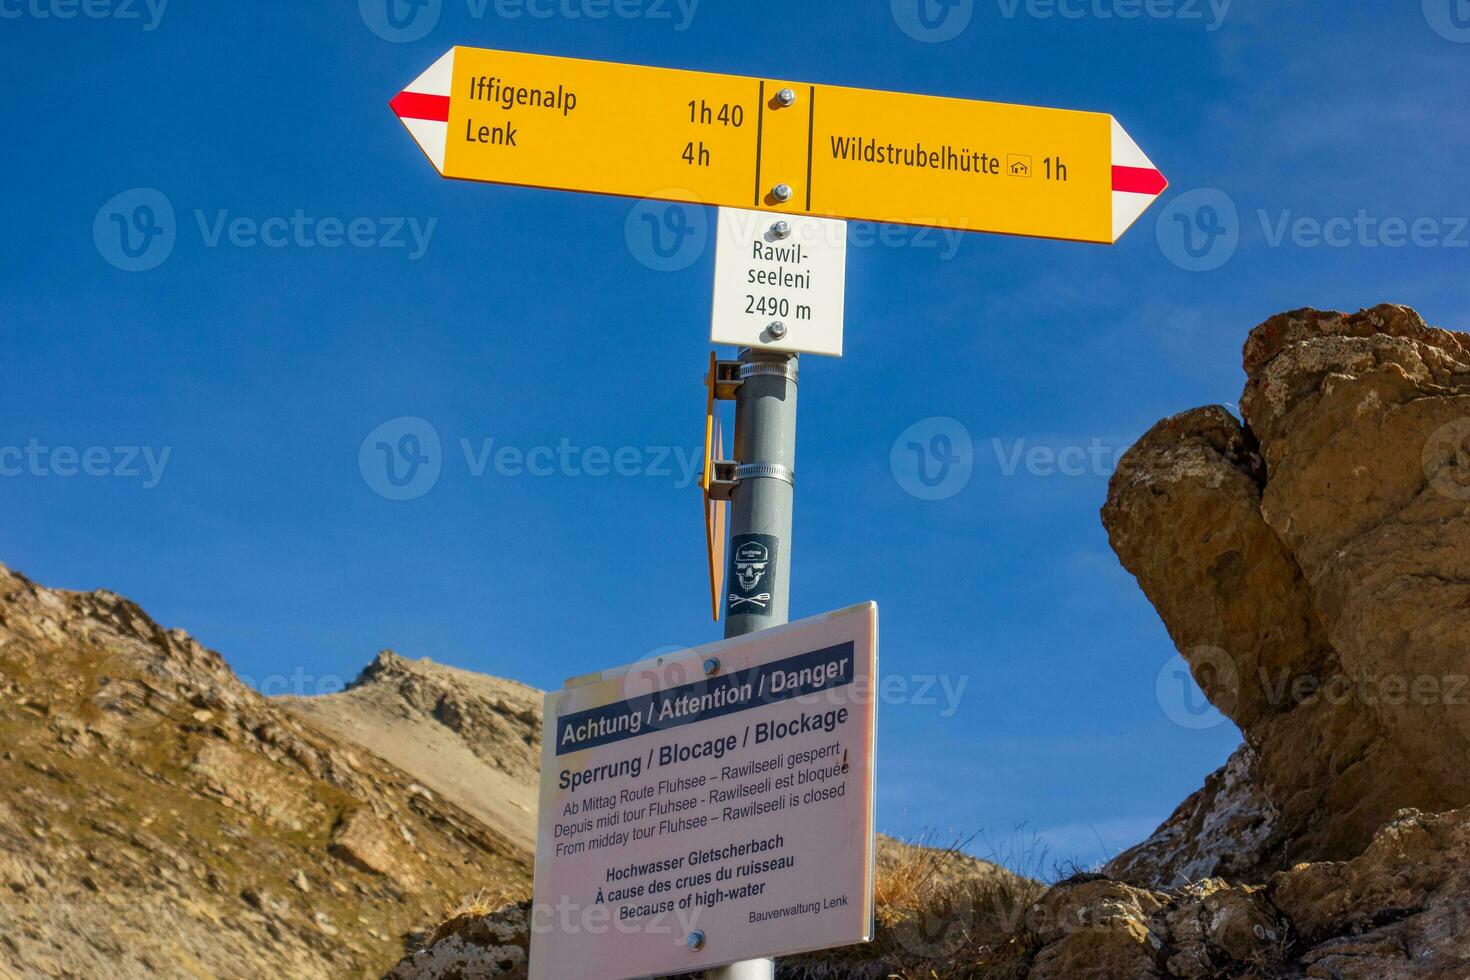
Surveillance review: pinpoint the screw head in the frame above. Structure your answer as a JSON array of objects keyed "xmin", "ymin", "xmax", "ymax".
[
  {"xmin": 687, "ymin": 930, "xmax": 706, "ymax": 951},
  {"xmin": 767, "ymin": 322, "xmax": 788, "ymax": 340},
  {"xmin": 703, "ymin": 658, "xmax": 720, "ymax": 676},
  {"xmin": 776, "ymin": 87, "xmax": 797, "ymax": 107},
  {"xmin": 771, "ymin": 184, "xmax": 793, "ymax": 203},
  {"xmin": 770, "ymin": 220, "xmax": 792, "ymax": 240}
]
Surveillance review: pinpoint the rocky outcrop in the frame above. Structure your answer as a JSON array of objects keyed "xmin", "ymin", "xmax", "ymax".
[
  {"xmin": 387, "ymin": 837, "xmax": 1035, "ymax": 980},
  {"xmin": 1106, "ymin": 745, "xmax": 1282, "ymax": 890},
  {"xmin": 1037, "ymin": 806, "xmax": 1470, "ymax": 979},
  {"xmin": 281, "ymin": 650, "xmax": 543, "ymax": 853},
  {"xmin": 388, "ymin": 807, "xmax": 1470, "ymax": 979},
  {"xmin": 386, "ymin": 902, "xmax": 532, "ymax": 980},
  {"xmin": 0, "ymin": 562, "xmax": 531, "ymax": 979},
  {"xmin": 1104, "ymin": 305, "xmax": 1470, "ymax": 887}
]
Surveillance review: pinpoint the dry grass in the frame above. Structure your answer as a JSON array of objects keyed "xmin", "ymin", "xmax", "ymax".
[
  {"xmin": 874, "ymin": 836, "xmax": 959, "ymax": 915},
  {"xmin": 416, "ymin": 835, "xmax": 1053, "ymax": 979},
  {"xmin": 423, "ymin": 885, "xmax": 530, "ymax": 949},
  {"xmin": 774, "ymin": 834, "xmax": 1048, "ymax": 980}
]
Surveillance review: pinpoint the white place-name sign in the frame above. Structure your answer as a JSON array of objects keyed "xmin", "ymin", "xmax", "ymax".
[
  {"xmin": 529, "ymin": 604, "xmax": 878, "ymax": 979},
  {"xmin": 710, "ymin": 207, "xmax": 848, "ymax": 358}
]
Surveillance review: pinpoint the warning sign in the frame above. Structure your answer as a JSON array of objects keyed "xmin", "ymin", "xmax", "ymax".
[{"xmin": 529, "ymin": 604, "xmax": 878, "ymax": 979}]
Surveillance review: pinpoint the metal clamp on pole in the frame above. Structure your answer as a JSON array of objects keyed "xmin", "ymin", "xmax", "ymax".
[
  {"xmin": 709, "ymin": 356, "xmax": 798, "ymax": 400},
  {"xmin": 734, "ymin": 463, "xmax": 794, "ymax": 486},
  {"xmin": 738, "ymin": 358, "xmax": 799, "ymax": 385},
  {"xmin": 707, "ymin": 461, "xmax": 795, "ymax": 502}
]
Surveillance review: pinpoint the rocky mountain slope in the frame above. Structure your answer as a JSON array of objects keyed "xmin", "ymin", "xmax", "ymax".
[
  {"xmin": 279, "ymin": 651, "xmax": 542, "ymax": 854},
  {"xmin": 0, "ymin": 562, "xmax": 531, "ymax": 978}
]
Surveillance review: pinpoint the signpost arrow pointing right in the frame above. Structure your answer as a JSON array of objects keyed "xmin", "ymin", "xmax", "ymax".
[{"xmin": 1110, "ymin": 118, "xmax": 1170, "ymax": 242}]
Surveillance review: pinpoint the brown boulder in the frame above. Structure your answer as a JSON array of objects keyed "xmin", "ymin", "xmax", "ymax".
[
  {"xmin": 1104, "ymin": 305, "xmax": 1470, "ymax": 884},
  {"xmin": 1025, "ymin": 878, "xmax": 1166, "ymax": 980},
  {"xmin": 329, "ymin": 808, "xmax": 415, "ymax": 883}
]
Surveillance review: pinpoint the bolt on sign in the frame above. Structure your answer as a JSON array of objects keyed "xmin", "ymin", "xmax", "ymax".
[
  {"xmin": 392, "ymin": 47, "xmax": 1167, "ymax": 243},
  {"xmin": 529, "ymin": 604, "xmax": 878, "ymax": 979}
]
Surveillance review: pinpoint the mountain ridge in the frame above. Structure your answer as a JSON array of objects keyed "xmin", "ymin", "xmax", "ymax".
[
  {"xmin": 0, "ymin": 560, "xmax": 532, "ymax": 979},
  {"xmin": 278, "ymin": 648, "xmax": 543, "ymax": 855}
]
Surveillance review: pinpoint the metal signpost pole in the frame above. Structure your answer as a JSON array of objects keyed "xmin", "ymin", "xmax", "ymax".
[
  {"xmin": 706, "ymin": 959, "xmax": 779, "ymax": 980},
  {"xmin": 724, "ymin": 348, "xmax": 798, "ymax": 639},
  {"xmin": 707, "ymin": 346, "xmax": 798, "ymax": 980}
]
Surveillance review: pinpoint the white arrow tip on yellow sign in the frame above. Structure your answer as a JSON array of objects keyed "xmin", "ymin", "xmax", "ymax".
[
  {"xmin": 1111, "ymin": 118, "xmax": 1169, "ymax": 243},
  {"xmin": 390, "ymin": 49, "xmax": 455, "ymax": 174}
]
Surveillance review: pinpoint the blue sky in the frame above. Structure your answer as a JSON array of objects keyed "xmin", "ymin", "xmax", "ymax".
[{"xmin": 4, "ymin": 2, "xmax": 1470, "ymax": 873}]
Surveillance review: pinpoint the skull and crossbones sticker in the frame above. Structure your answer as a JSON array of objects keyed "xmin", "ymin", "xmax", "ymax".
[{"xmin": 726, "ymin": 534, "xmax": 778, "ymax": 617}]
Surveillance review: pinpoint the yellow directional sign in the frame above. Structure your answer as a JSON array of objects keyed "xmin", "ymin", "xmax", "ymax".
[{"xmin": 392, "ymin": 47, "xmax": 1167, "ymax": 244}]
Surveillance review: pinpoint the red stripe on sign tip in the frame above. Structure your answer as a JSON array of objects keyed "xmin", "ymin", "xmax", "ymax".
[
  {"xmin": 1112, "ymin": 165, "xmax": 1168, "ymax": 196},
  {"xmin": 390, "ymin": 91, "xmax": 450, "ymax": 122}
]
